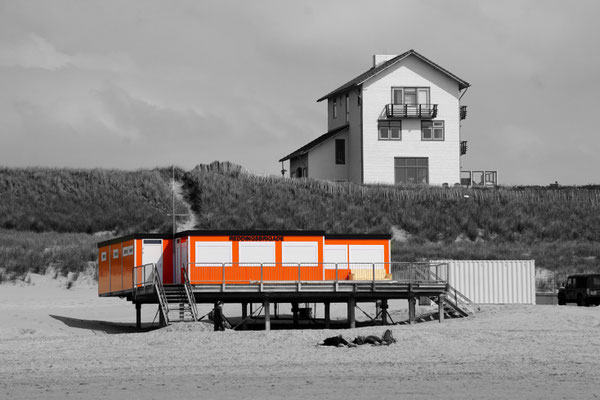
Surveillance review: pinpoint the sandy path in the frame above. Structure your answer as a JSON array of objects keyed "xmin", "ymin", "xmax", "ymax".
[{"xmin": 1, "ymin": 277, "xmax": 599, "ymax": 399}]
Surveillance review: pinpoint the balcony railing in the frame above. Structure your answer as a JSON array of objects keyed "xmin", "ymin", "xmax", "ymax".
[
  {"xmin": 460, "ymin": 141, "xmax": 468, "ymax": 156},
  {"xmin": 385, "ymin": 103, "xmax": 438, "ymax": 119},
  {"xmin": 460, "ymin": 105, "xmax": 467, "ymax": 120},
  {"xmin": 461, "ymin": 170, "xmax": 498, "ymax": 187}
]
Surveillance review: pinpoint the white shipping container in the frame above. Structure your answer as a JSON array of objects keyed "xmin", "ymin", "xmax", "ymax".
[{"xmin": 433, "ymin": 260, "xmax": 536, "ymax": 305}]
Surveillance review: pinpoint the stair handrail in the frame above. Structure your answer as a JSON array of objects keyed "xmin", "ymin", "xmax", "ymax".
[
  {"xmin": 149, "ymin": 263, "xmax": 170, "ymax": 325},
  {"xmin": 428, "ymin": 262, "xmax": 474, "ymax": 316},
  {"xmin": 181, "ymin": 263, "xmax": 199, "ymax": 321}
]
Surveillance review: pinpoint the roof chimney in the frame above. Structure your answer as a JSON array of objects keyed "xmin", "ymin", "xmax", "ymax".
[{"xmin": 373, "ymin": 54, "xmax": 397, "ymax": 68}]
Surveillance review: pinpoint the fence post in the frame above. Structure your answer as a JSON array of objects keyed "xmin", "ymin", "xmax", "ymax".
[
  {"xmin": 260, "ymin": 263, "xmax": 263, "ymax": 283},
  {"xmin": 335, "ymin": 263, "xmax": 338, "ymax": 282},
  {"xmin": 298, "ymin": 263, "xmax": 301, "ymax": 282}
]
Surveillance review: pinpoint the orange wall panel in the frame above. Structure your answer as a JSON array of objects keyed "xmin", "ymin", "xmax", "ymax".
[
  {"xmin": 121, "ymin": 240, "xmax": 135, "ymax": 291},
  {"xmin": 98, "ymin": 245, "xmax": 110, "ymax": 294},
  {"xmin": 109, "ymin": 244, "xmax": 123, "ymax": 292}
]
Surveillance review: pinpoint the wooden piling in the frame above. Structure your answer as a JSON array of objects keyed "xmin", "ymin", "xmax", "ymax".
[
  {"xmin": 348, "ymin": 298, "xmax": 356, "ymax": 329},
  {"xmin": 135, "ymin": 303, "xmax": 141, "ymax": 329},
  {"xmin": 241, "ymin": 302, "xmax": 248, "ymax": 330},
  {"xmin": 292, "ymin": 301, "xmax": 299, "ymax": 328},
  {"xmin": 381, "ymin": 299, "xmax": 388, "ymax": 325},
  {"xmin": 324, "ymin": 302, "xmax": 331, "ymax": 329},
  {"xmin": 408, "ymin": 296, "xmax": 416, "ymax": 325},
  {"xmin": 438, "ymin": 294, "xmax": 445, "ymax": 323},
  {"xmin": 264, "ymin": 299, "xmax": 271, "ymax": 331}
]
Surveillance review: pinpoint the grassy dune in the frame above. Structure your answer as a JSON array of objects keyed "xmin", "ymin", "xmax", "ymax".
[
  {"xmin": 1, "ymin": 162, "xmax": 599, "ymax": 285},
  {"xmin": 182, "ymin": 162, "xmax": 600, "ymax": 284},
  {"xmin": 0, "ymin": 167, "xmax": 186, "ymax": 281}
]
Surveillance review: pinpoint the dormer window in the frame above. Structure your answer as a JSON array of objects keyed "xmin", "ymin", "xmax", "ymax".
[{"xmin": 392, "ymin": 87, "xmax": 430, "ymax": 105}]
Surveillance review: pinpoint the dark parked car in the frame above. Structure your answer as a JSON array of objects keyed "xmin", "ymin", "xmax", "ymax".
[{"xmin": 558, "ymin": 274, "xmax": 600, "ymax": 306}]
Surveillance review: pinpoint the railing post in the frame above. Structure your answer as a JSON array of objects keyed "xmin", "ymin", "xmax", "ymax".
[
  {"xmin": 372, "ymin": 263, "xmax": 375, "ymax": 284},
  {"xmin": 222, "ymin": 263, "xmax": 225, "ymax": 285},
  {"xmin": 335, "ymin": 263, "xmax": 338, "ymax": 282}
]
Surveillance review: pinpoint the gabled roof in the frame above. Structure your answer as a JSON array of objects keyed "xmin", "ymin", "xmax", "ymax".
[
  {"xmin": 279, "ymin": 124, "xmax": 349, "ymax": 162},
  {"xmin": 317, "ymin": 49, "xmax": 470, "ymax": 102}
]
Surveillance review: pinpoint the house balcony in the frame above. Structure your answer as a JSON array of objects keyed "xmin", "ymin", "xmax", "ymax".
[
  {"xmin": 460, "ymin": 105, "xmax": 467, "ymax": 120},
  {"xmin": 385, "ymin": 103, "xmax": 438, "ymax": 119},
  {"xmin": 461, "ymin": 170, "xmax": 498, "ymax": 187}
]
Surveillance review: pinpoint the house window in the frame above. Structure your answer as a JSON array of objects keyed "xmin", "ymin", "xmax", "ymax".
[
  {"xmin": 113, "ymin": 249, "xmax": 119, "ymax": 259},
  {"xmin": 345, "ymin": 93, "xmax": 350, "ymax": 122},
  {"xmin": 394, "ymin": 158, "xmax": 429, "ymax": 185},
  {"xmin": 378, "ymin": 120, "xmax": 401, "ymax": 140},
  {"xmin": 333, "ymin": 98, "xmax": 337, "ymax": 119},
  {"xmin": 335, "ymin": 139, "xmax": 345, "ymax": 164},
  {"xmin": 422, "ymin": 120, "xmax": 444, "ymax": 141},
  {"xmin": 392, "ymin": 87, "xmax": 430, "ymax": 105},
  {"xmin": 101, "ymin": 251, "xmax": 107, "ymax": 261}
]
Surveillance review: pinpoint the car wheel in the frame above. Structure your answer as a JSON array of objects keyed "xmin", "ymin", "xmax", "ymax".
[{"xmin": 577, "ymin": 296, "xmax": 584, "ymax": 306}]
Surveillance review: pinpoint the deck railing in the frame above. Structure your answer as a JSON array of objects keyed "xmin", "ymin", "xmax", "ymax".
[
  {"xmin": 185, "ymin": 262, "xmax": 448, "ymax": 285},
  {"xmin": 133, "ymin": 262, "xmax": 160, "ymax": 288},
  {"xmin": 461, "ymin": 170, "xmax": 498, "ymax": 187},
  {"xmin": 385, "ymin": 103, "xmax": 438, "ymax": 119}
]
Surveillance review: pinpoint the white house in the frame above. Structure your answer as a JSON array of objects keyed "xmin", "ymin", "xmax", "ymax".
[{"xmin": 279, "ymin": 49, "xmax": 472, "ymax": 186}]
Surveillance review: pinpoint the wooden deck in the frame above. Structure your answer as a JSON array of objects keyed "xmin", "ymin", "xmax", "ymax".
[{"xmin": 115, "ymin": 280, "xmax": 449, "ymax": 304}]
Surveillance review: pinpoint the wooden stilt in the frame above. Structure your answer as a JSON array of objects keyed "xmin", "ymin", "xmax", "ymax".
[
  {"xmin": 292, "ymin": 301, "xmax": 299, "ymax": 328},
  {"xmin": 135, "ymin": 303, "xmax": 141, "ymax": 329},
  {"xmin": 408, "ymin": 296, "xmax": 416, "ymax": 325},
  {"xmin": 381, "ymin": 299, "xmax": 388, "ymax": 325},
  {"xmin": 348, "ymin": 298, "xmax": 356, "ymax": 329},
  {"xmin": 159, "ymin": 305, "xmax": 166, "ymax": 327},
  {"xmin": 264, "ymin": 299, "xmax": 271, "ymax": 331},
  {"xmin": 324, "ymin": 302, "xmax": 331, "ymax": 329},
  {"xmin": 241, "ymin": 302, "xmax": 248, "ymax": 330},
  {"xmin": 438, "ymin": 294, "xmax": 445, "ymax": 323}
]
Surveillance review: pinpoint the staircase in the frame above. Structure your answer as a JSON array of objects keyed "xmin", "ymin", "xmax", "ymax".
[
  {"xmin": 440, "ymin": 284, "xmax": 474, "ymax": 318},
  {"xmin": 134, "ymin": 263, "xmax": 199, "ymax": 326},
  {"xmin": 161, "ymin": 285, "xmax": 198, "ymax": 323},
  {"xmin": 413, "ymin": 263, "xmax": 474, "ymax": 319}
]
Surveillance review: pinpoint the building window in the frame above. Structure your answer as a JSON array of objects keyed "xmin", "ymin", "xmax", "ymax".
[
  {"xmin": 394, "ymin": 157, "xmax": 428, "ymax": 185},
  {"xmin": 392, "ymin": 87, "xmax": 430, "ymax": 105},
  {"xmin": 113, "ymin": 249, "xmax": 119, "ymax": 259},
  {"xmin": 101, "ymin": 251, "xmax": 107, "ymax": 261},
  {"xmin": 378, "ymin": 120, "xmax": 401, "ymax": 140},
  {"xmin": 296, "ymin": 167, "xmax": 302, "ymax": 178},
  {"xmin": 333, "ymin": 98, "xmax": 337, "ymax": 119},
  {"xmin": 335, "ymin": 139, "xmax": 345, "ymax": 164},
  {"xmin": 422, "ymin": 120, "xmax": 444, "ymax": 141},
  {"xmin": 345, "ymin": 93, "xmax": 350, "ymax": 123}
]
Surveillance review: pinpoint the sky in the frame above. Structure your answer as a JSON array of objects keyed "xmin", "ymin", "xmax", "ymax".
[{"xmin": 1, "ymin": 0, "xmax": 599, "ymax": 185}]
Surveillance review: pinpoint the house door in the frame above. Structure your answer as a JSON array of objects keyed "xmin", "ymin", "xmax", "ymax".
[{"xmin": 142, "ymin": 239, "xmax": 163, "ymax": 284}]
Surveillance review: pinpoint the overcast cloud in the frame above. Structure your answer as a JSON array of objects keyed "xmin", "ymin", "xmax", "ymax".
[{"xmin": 1, "ymin": 0, "xmax": 599, "ymax": 185}]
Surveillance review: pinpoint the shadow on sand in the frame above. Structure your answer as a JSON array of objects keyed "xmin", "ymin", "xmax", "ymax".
[{"xmin": 49, "ymin": 314, "xmax": 162, "ymax": 334}]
